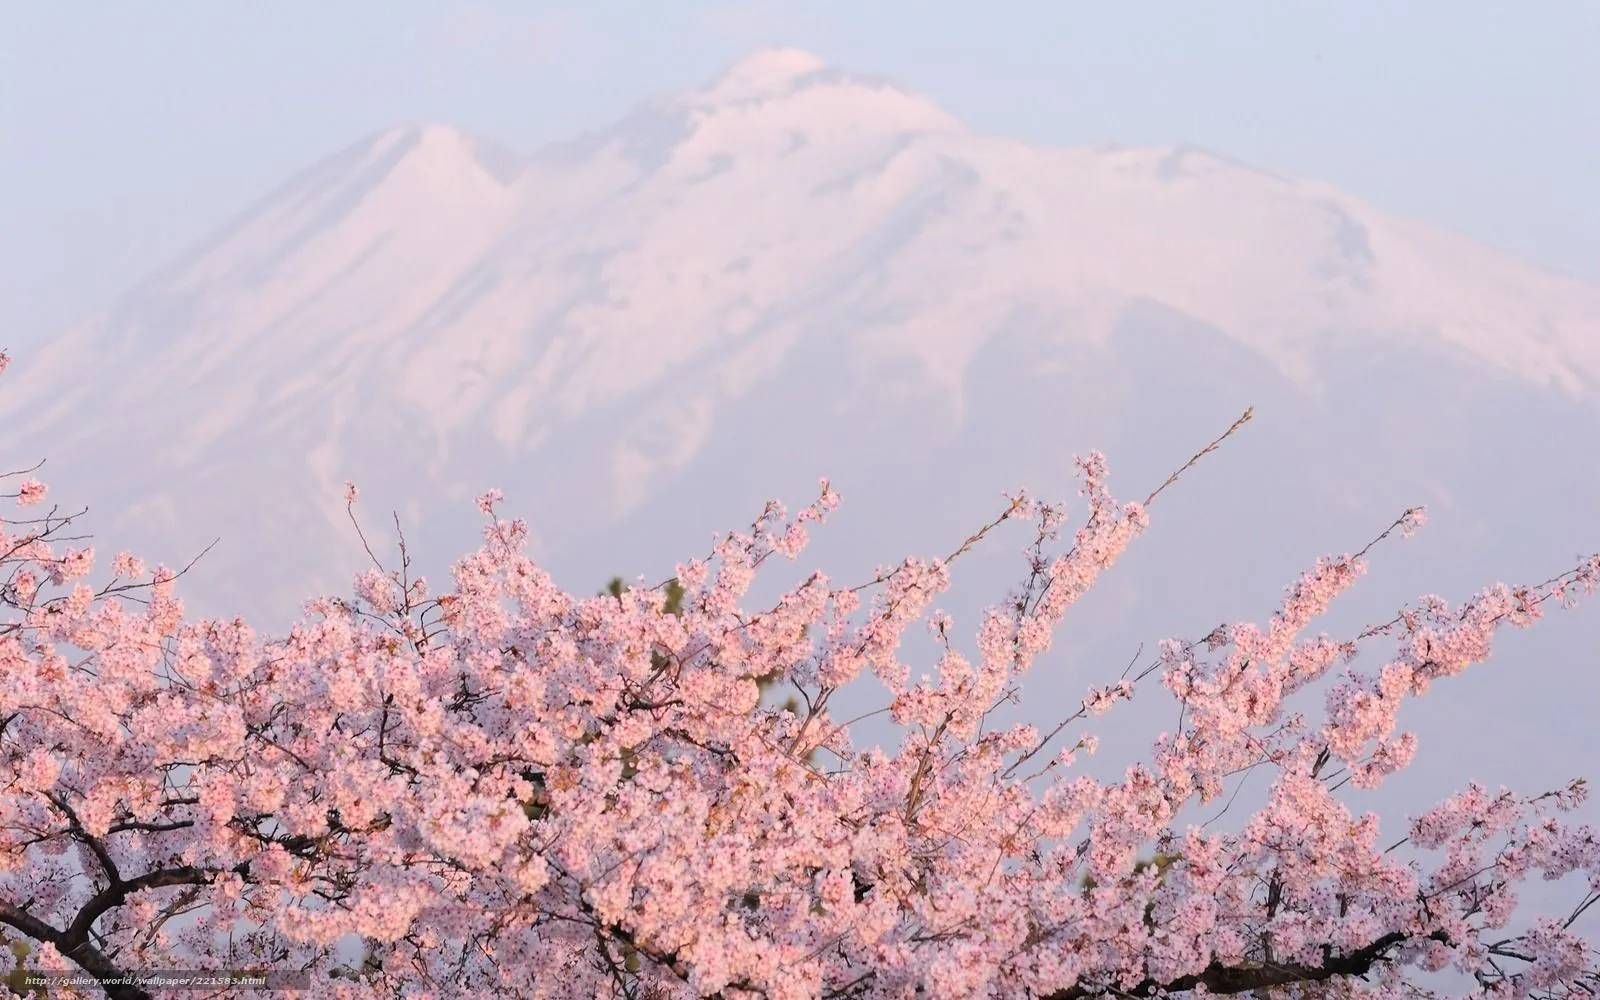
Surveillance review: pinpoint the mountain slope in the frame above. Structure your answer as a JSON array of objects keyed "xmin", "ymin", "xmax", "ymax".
[{"xmin": 3, "ymin": 47, "xmax": 1597, "ymax": 644}]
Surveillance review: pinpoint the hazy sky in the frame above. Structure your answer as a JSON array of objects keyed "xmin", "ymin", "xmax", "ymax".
[{"xmin": 2, "ymin": 2, "xmax": 1596, "ymax": 348}]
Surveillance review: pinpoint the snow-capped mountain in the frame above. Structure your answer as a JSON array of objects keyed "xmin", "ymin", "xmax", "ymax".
[{"xmin": 4, "ymin": 50, "xmax": 1598, "ymax": 788}]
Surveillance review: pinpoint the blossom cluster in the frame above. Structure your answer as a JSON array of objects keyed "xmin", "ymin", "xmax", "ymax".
[{"xmin": 1, "ymin": 393, "xmax": 1598, "ymax": 999}]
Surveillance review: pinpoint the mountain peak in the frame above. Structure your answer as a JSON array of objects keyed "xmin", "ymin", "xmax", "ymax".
[
  {"xmin": 704, "ymin": 47, "xmax": 831, "ymax": 101},
  {"xmin": 361, "ymin": 123, "xmax": 524, "ymax": 185}
]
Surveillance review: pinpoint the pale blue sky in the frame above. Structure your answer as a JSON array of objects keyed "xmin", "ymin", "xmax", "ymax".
[{"xmin": 2, "ymin": 1, "xmax": 1596, "ymax": 348}]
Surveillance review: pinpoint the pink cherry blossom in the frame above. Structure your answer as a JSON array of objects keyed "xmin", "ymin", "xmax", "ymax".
[
  {"xmin": 15, "ymin": 477, "xmax": 46, "ymax": 506},
  {"xmin": 1, "ymin": 396, "xmax": 1598, "ymax": 1000}
]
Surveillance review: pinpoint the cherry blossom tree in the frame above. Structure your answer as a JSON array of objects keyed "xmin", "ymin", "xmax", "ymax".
[{"xmin": 3, "ymin": 345, "xmax": 1599, "ymax": 1000}]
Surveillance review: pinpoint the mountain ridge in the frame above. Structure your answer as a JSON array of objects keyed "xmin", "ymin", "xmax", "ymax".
[{"xmin": 2, "ymin": 47, "xmax": 1597, "ymax": 628}]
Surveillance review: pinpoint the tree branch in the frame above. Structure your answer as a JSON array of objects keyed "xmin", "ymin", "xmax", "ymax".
[
  {"xmin": 0, "ymin": 899, "xmax": 152, "ymax": 1000},
  {"xmin": 1043, "ymin": 929, "xmax": 1441, "ymax": 1000}
]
